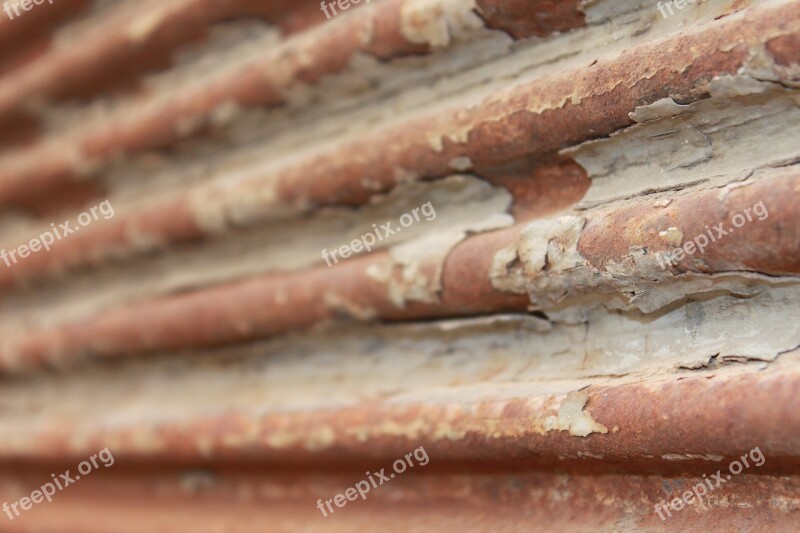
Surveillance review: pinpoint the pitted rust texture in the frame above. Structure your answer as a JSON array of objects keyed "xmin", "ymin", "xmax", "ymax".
[
  {"xmin": 0, "ymin": 1, "xmax": 798, "ymax": 529},
  {"xmin": 0, "ymin": 161, "xmax": 585, "ymax": 289},
  {"xmin": 475, "ymin": 0, "xmax": 585, "ymax": 40},
  {"xmin": 1, "ymin": 170, "xmax": 798, "ymax": 371},
  {"xmin": 489, "ymin": 170, "xmax": 800, "ymax": 314},
  {"xmin": 0, "ymin": 243, "xmax": 530, "ymax": 371},
  {"xmin": 483, "ymin": 158, "xmax": 590, "ymax": 221},
  {"xmin": 0, "ymin": 0, "xmax": 508, "ymax": 209},
  {"xmin": 577, "ymin": 172, "xmax": 800, "ymax": 275},
  {"xmin": 2, "ymin": 2, "xmax": 798, "ymax": 287},
  {"xmin": 1, "ymin": 365, "xmax": 799, "ymax": 470},
  {"xmin": 2, "ymin": 0, "xmax": 796, "ymax": 216}
]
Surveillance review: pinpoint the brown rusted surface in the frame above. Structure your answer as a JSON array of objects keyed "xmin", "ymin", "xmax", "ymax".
[
  {"xmin": 0, "ymin": 243, "xmax": 528, "ymax": 371},
  {"xmin": 1, "ymin": 169, "xmax": 796, "ymax": 372},
  {"xmin": 485, "ymin": 158, "xmax": 591, "ymax": 221},
  {"xmin": 766, "ymin": 32, "xmax": 800, "ymax": 66},
  {"xmin": 1, "ymin": 2, "xmax": 797, "ymax": 284},
  {"xmin": 578, "ymin": 171, "xmax": 800, "ymax": 275},
  {"xmin": 0, "ymin": 0, "xmax": 535, "ymax": 210},
  {"xmin": 0, "ymin": 0, "xmax": 88, "ymax": 147},
  {"xmin": 4, "ymin": 0, "xmax": 794, "ymax": 215},
  {"xmin": 0, "ymin": 0, "xmax": 90, "ymax": 68},
  {"xmin": 0, "ymin": 1, "xmax": 798, "ymax": 529},
  {"xmin": 0, "ymin": 467, "xmax": 796, "ymax": 532},
  {"xmin": 475, "ymin": 0, "xmax": 585, "ymax": 39},
  {"xmin": 2, "ymin": 362, "xmax": 799, "ymax": 466},
  {"xmin": 0, "ymin": 161, "xmax": 584, "ymax": 288},
  {"xmin": 0, "ymin": 0, "xmax": 331, "ymax": 124},
  {"xmin": 0, "ymin": 195, "xmax": 205, "ymax": 288}
]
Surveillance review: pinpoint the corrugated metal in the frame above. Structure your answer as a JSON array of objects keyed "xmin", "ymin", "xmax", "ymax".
[{"xmin": 0, "ymin": 0, "xmax": 798, "ymax": 531}]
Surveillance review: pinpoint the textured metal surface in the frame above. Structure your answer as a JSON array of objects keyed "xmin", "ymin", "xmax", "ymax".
[{"xmin": 0, "ymin": 0, "xmax": 798, "ymax": 531}]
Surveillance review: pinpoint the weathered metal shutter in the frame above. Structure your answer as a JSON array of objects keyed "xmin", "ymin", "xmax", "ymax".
[{"xmin": 0, "ymin": 0, "xmax": 798, "ymax": 530}]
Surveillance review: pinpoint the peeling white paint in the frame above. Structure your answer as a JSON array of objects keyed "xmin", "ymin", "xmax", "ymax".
[{"xmin": 544, "ymin": 391, "xmax": 608, "ymax": 437}]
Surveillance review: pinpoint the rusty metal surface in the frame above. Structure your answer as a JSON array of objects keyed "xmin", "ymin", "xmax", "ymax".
[
  {"xmin": 0, "ymin": 169, "xmax": 796, "ymax": 371},
  {"xmin": 0, "ymin": 0, "xmax": 793, "ymax": 285},
  {"xmin": 0, "ymin": 0, "xmax": 587, "ymax": 212},
  {"xmin": 0, "ymin": 468, "xmax": 796, "ymax": 533},
  {"xmin": 0, "ymin": 0, "xmax": 329, "ymax": 130},
  {"xmin": 0, "ymin": 0, "xmax": 798, "ymax": 531},
  {"xmin": 1, "ymin": 360, "xmax": 799, "ymax": 465}
]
